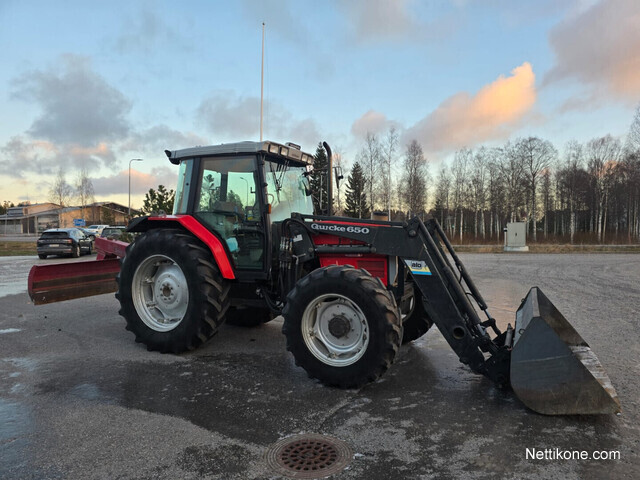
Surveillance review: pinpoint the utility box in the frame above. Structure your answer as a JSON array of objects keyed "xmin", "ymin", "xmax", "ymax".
[{"xmin": 505, "ymin": 222, "xmax": 529, "ymax": 252}]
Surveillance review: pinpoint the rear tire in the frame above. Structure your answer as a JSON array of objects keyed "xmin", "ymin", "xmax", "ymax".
[
  {"xmin": 71, "ymin": 244, "xmax": 80, "ymax": 258},
  {"xmin": 116, "ymin": 229, "xmax": 230, "ymax": 353},
  {"xmin": 282, "ymin": 265, "xmax": 402, "ymax": 388},
  {"xmin": 225, "ymin": 307, "xmax": 273, "ymax": 327},
  {"xmin": 38, "ymin": 254, "xmax": 47, "ymax": 259},
  {"xmin": 401, "ymin": 285, "xmax": 434, "ymax": 344}
]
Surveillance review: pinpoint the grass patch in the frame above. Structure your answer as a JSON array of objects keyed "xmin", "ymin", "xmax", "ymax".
[{"xmin": 0, "ymin": 242, "xmax": 37, "ymax": 256}]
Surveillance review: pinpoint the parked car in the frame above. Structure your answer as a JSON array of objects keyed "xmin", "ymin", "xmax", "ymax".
[
  {"xmin": 85, "ymin": 224, "xmax": 109, "ymax": 235},
  {"xmin": 37, "ymin": 228, "xmax": 93, "ymax": 259},
  {"xmin": 78, "ymin": 227, "xmax": 96, "ymax": 242},
  {"xmin": 100, "ymin": 226, "xmax": 126, "ymax": 239}
]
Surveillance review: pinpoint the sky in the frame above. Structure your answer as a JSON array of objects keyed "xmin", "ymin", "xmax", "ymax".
[{"xmin": 1, "ymin": 0, "xmax": 639, "ymax": 209}]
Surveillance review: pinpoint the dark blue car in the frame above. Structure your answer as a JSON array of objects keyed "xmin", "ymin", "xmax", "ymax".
[{"xmin": 37, "ymin": 228, "xmax": 93, "ymax": 259}]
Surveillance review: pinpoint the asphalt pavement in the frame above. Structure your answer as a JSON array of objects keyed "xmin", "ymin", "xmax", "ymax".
[{"xmin": 0, "ymin": 253, "xmax": 639, "ymax": 479}]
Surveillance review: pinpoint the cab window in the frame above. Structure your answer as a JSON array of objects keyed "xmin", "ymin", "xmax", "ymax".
[{"xmin": 194, "ymin": 156, "xmax": 263, "ymax": 270}]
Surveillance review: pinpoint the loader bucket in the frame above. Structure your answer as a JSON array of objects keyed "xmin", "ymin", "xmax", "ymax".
[{"xmin": 510, "ymin": 287, "xmax": 620, "ymax": 415}]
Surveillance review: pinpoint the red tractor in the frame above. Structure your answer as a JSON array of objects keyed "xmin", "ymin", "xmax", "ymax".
[{"xmin": 29, "ymin": 140, "xmax": 620, "ymax": 415}]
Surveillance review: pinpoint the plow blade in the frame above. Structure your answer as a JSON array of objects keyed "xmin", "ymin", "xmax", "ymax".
[
  {"xmin": 510, "ymin": 287, "xmax": 620, "ymax": 415},
  {"xmin": 28, "ymin": 259, "xmax": 121, "ymax": 305}
]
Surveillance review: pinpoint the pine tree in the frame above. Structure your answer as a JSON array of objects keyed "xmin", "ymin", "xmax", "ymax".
[
  {"xmin": 310, "ymin": 143, "xmax": 328, "ymax": 214},
  {"xmin": 142, "ymin": 185, "xmax": 176, "ymax": 215},
  {"xmin": 344, "ymin": 162, "xmax": 370, "ymax": 218}
]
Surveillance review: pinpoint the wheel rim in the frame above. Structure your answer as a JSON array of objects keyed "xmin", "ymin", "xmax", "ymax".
[
  {"xmin": 402, "ymin": 294, "xmax": 415, "ymax": 321},
  {"xmin": 301, "ymin": 293, "xmax": 369, "ymax": 367},
  {"xmin": 132, "ymin": 254, "xmax": 189, "ymax": 332}
]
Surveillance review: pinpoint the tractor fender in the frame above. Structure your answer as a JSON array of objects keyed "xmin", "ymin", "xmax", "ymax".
[{"xmin": 127, "ymin": 215, "xmax": 235, "ymax": 280}]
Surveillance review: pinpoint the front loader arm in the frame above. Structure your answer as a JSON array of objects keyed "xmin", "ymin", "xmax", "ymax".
[{"xmin": 292, "ymin": 213, "xmax": 620, "ymax": 415}]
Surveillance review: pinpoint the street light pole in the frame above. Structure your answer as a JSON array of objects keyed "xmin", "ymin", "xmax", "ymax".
[
  {"xmin": 129, "ymin": 158, "xmax": 143, "ymax": 218},
  {"xmin": 239, "ymin": 177, "xmax": 250, "ymax": 206}
]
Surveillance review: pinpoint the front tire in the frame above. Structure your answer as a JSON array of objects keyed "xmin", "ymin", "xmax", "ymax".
[
  {"xmin": 116, "ymin": 229, "xmax": 230, "ymax": 353},
  {"xmin": 401, "ymin": 285, "xmax": 434, "ymax": 344},
  {"xmin": 282, "ymin": 265, "xmax": 402, "ymax": 388}
]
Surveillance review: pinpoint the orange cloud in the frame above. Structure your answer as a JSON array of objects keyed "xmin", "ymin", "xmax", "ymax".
[
  {"xmin": 69, "ymin": 142, "xmax": 111, "ymax": 157},
  {"xmin": 32, "ymin": 140, "xmax": 59, "ymax": 153},
  {"xmin": 93, "ymin": 167, "xmax": 177, "ymax": 196},
  {"xmin": 351, "ymin": 110, "xmax": 398, "ymax": 138},
  {"xmin": 404, "ymin": 62, "xmax": 536, "ymax": 153}
]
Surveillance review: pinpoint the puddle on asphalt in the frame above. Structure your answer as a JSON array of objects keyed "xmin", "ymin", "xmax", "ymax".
[
  {"xmin": 0, "ymin": 329, "xmax": 21, "ymax": 335},
  {"xmin": 0, "ymin": 284, "xmax": 27, "ymax": 299},
  {"xmin": 0, "ymin": 256, "xmax": 37, "ymax": 298}
]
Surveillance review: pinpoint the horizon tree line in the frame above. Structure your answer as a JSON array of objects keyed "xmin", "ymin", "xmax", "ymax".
[{"xmin": 314, "ymin": 105, "xmax": 640, "ymax": 244}]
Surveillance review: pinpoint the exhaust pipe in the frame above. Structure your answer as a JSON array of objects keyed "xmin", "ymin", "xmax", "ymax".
[{"xmin": 323, "ymin": 141, "xmax": 332, "ymax": 216}]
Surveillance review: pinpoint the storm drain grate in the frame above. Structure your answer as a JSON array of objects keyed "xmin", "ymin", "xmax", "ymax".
[{"xmin": 265, "ymin": 433, "xmax": 353, "ymax": 479}]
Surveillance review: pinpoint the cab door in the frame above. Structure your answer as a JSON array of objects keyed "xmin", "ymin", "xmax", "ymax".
[{"xmin": 193, "ymin": 155, "xmax": 267, "ymax": 276}]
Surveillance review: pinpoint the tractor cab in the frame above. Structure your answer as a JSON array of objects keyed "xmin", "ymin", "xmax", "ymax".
[{"xmin": 166, "ymin": 141, "xmax": 315, "ymax": 273}]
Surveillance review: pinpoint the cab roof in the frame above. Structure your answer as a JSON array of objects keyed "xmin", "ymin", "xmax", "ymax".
[{"xmin": 165, "ymin": 140, "xmax": 314, "ymax": 166}]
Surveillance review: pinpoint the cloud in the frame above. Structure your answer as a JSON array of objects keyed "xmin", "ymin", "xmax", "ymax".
[
  {"xmin": 545, "ymin": 0, "xmax": 640, "ymax": 101},
  {"xmin": 1, "ymin": 55, "xmax": 205, "ymax": 180},
  {"xmin": 404, "ymin": 62, "xmax": 536, "ymax": 153},
  {"xmin": 337, "ymin": 0, "xmax": 419, "ymax": 42},
  {"xmin": 351, "ymin": 110, "xmax": 399, "ymax": 138},
  {"xmin": 12, "ymin": 54, "xmax": 132, "ymax": 146},
  {"xmin": 335, "ymin": 0, "xmax": 463, "ymax": 45},
  {"xmin": 197, "ymin": 93, "xmax": 262, "ymax": 139},
  {"xmin": 92, "ymin": 166, "xmax": 178, "ymax": 196},
  {"xmin": 196, "ymin": 92, "xmax": 322, "ymax": 150},
  {"xmin": 115, "ymin": 8, "xmax": 183, "ymax": 54},
  {"xmin": 120, "ymin": 125, "xmax": 209, "ymax": 153},
  {"xmin": 239, "ymin": 0, "xmax": 311, "ymax": 49},
  {"xmin": 0, "ymin": 136, "xmax": 117, "ymax": 178}
]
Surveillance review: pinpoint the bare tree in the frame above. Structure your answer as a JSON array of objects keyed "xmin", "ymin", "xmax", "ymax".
[
  {"xmin": 586, "ymin": 135, "xmax": 622, "ymax": 242},
  {"xmin": 500, "ymin": 142, "xmax": 526, "ymax": 223},
  {"xmin": 451, "ymin": 148, "xmax": 472, "ymax": 242},
  {"xmin": 49, "ymin": 168, "xmax": 73, "ymax": 207},
  {"xmin": 357, "ymin": 132, "xmax": 381, "ymax": 216},
  {"xmin": 75, "ymin": 167, "xmax": 95, "ymax": 221},
  {"xmin": 470, "ymin": 147, "xmax": 489, "ymax": 239},
  {"xmin": 627, "ymin": 104, "xmax": 640, "ymax": 153},
  {"xmin": 540, "ymin": 168, "xmax": 552, "ymax": 238},
  {"xmin": 560, "ymin": 140, "xmax": 585, "ymax": 243},
  {"xmin": 434, "ymin": 166, "xmax": 451, "ymax": 232},
  {"xmin": 380, "ymin": 127, "xmax": 399, "ymax": 218},
  {"xmin": 512, "ymin": 137, "xmax": 557, "ymax": 241},
  {"xmin": 401, "ymin": 140, "xmax": 428, "ymax": 217},
  {"xmin": 485, "ymin": 151, "xmax": 505, "ymax": 240}
]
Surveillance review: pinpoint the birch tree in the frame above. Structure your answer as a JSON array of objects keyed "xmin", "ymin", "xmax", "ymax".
[
  {"xmin": 401, "ymin": 140, "xmax": 428, "ymax": 217},
  {"xmin": 513, "ymin": 137, "xmax": 556, "ymax": 241},
  {"xmin": 357, "ymin": 133, "xmax": 381, "ymax": 215},
  {"xmin": 75, "ymin": 167, "xmax": 95, "ymax": 220},
  {"xmin": 49, "ymin": 168, "xmax": 73, "ymax": 207}
]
